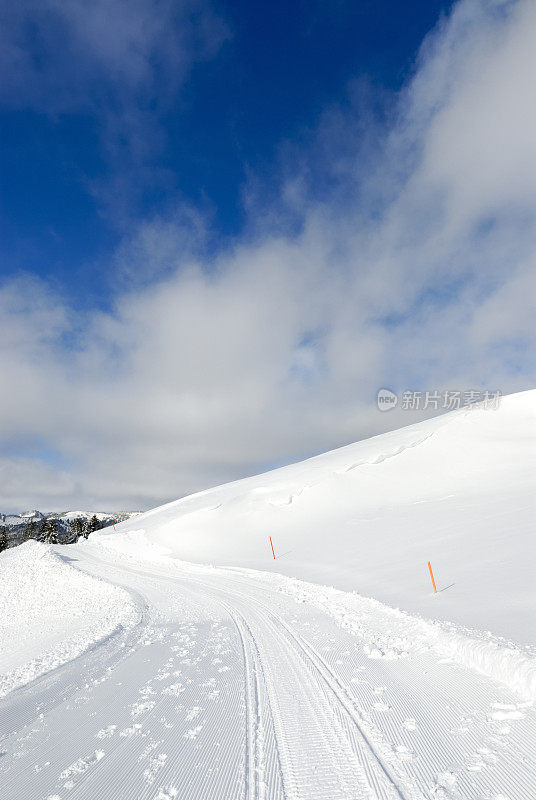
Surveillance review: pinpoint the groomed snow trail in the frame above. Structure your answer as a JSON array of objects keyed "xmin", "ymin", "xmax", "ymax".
[{"xmin": 1, "ymin": 544, "xmax": 535, "ymax": 800}]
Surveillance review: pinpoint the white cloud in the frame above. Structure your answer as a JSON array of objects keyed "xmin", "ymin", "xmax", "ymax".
[
  {"xmin": 0, "ymin": 0, "xmax": 227, "ymax": 110},
  {"xmin": 1, "ymin": 0, "xmax": 535, "ymax": 512},
  {"xmin": 413, "ymin": 0, "xmax": 536, "ymax": 228}
]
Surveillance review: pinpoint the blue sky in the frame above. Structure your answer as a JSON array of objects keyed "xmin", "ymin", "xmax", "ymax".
[
  {"xmin": 1, "ymin": 0, "xmax": 535, "ymax": 512},
  {"xmin": 1, "ymin": 0, "xmax": 451, "ymax": 307}
]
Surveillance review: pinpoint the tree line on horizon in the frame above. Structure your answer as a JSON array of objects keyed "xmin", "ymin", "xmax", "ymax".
[{"xmin": 0, "ymin": 514, "xmax": 104, "ymax": 552}]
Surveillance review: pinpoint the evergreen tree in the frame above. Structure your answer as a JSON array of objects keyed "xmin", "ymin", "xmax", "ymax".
[
  {"xmin": 38, "ymin": 518, "xmax": 60, "ymax": 544},
  {"xmin": 81, "ymin": 517, "xmax": 90, "ymax": 539},
  {"xmin": 88, "ymin": 514, "xmax": 101, "ymax": 534},
  {"xmin": 69, "ymin": 517, "xmax": 84, "ymax": 543},
  {"xmin": 23, "ymin": 518, "xmax": 37, "ymax": 541},
  {"xmin": 37, "ymin": 518, "xmax": 48, "ymax": 542},
  {"xmin": 0, "ymin": 526, "xmax": 7, "ymax": 553},
  {"xmin": 48, "ymin": 518, "xmax": 60, "ymax": 544}
]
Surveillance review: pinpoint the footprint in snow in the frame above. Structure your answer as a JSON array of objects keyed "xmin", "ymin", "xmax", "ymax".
[
  {"xmin": 184, "ymin": 724, "xmax": 204, "ymax": 740},
  {"xmin": 162, "ymin": 683, "xmax": 185, "ymax": 696},
  {"xmin": 395, "ymin": 745, "xmax": 413, "ymax": 762},
  {"xmin": 364, "ymin": 644, "xmax": 400, "ymax": 660},
  {"xmin": 435, "ymin": 771, "xmax": 457, "ymax": 789},
  {"xmin": 373, "ymin": 702, "xmax": 391, "ymax": 712},
  {"xmin": 59, "ymin": 750, "xmax": 105, "ymax": 789},
  {"xmin": 496, "ymin": 724, "xmax": 511, "ymax": 735},
  {"xmin": 138, "ymin": 740, "xmax": 159, "ymax": 762},
  {"xmin": 403, "ymin": 718, "xmax": 417, "ymax": 731},
  {"xmin": 154, "ymin": 787, "xmax": 179, "ymax": 800},
  {"xmin": 131, "ymin": 700, "xmax": 156, "ymax": 717},
  {"xmin": 144, "ymin": 753, "xmax": 167, "ymax": 785},
  {"xmin": 489, "ymin": 703, "xmax": 525, "ymax": 720},
  {"xmin": 96, "ymin": 725, "xmax": 116, "ymax": 739},
  {"xmin": 120, "ymin": 724, "xmax": 142, "ymax": 737},
  {"xmin": 466, "ymin": 754, "xmax": 486, "ymax": 772},
  {"xmin": 477, "ymin": 747, "xmax": 498, "ymax": 764}
]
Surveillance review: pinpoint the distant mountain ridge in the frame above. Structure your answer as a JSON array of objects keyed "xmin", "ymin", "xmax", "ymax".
[{"xmin": 1, "ymin": 510, "xmax": 140, "ymax": 548}]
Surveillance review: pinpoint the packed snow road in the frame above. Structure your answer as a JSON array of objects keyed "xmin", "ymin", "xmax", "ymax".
[{"xmin": 1, "ymin": 543, "xmax": 535, "ymax": 800}]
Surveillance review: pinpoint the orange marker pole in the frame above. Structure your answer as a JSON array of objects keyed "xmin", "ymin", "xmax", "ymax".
[
  {"xmin": 113, "ymin": 522, "xmax": 116, "ymax": 531},
  {"xmin": 428, "ymin": 561, "xmax": 437, "ymax": 593},
  {"xmin": 269, "ymin": 536, "xmax": 276, "ymax": 560}
]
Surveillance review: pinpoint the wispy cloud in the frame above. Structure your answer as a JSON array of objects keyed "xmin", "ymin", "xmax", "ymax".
[
  {"xmin": 0, "ymin": 0, "xmax": 229, "ymax": 223},
  {"xmin": 1, "ymin": 0, "xmax": 535, "ymax": 512}
]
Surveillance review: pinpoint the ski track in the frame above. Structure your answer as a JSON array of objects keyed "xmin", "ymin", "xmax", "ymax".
[{"xmin": 0, "ymin": 545, "xmax": 535, "ymax": 800}]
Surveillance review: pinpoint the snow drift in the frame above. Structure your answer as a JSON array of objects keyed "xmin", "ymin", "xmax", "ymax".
[{"xmin": 0, "ymin": 540, "xmax": 139, "ymax": 697}]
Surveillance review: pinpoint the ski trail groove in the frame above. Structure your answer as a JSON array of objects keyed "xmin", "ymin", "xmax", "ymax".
[
  {"xmin": 231, "ymin": 610, "xmax": 265, "ymax": 800},
  {"xmin": 187, "ymin": 573, "xmax": 419, "ymax": 800},
  {"xmin": 3, "ymin": 547, "xmax": 536, "ymax": 800}
]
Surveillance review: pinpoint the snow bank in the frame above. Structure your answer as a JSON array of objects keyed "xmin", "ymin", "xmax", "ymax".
[
  {"xmin": 275, "ymin": 573, "xmax": 536, "ymax": 702},
  {"xmin": 432, "ymin": 624, "xmax": 536, "ymax": 702},
  {"xmin": 0, "ymin": 540, "xmax": 140, "ymax": 698}
]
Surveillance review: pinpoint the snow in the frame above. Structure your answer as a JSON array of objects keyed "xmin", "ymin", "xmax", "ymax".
[
  {"xmin": 1, "ymin": 390, "xmax": 535, "ymax": 799},
  {"xmin": 0, "ymin": 540, "xmax": 139, "ymax": 698},
  {"xmin": 3, "ymin": 543, "xmax": 535, "ymax": 799},
  {"xmin": 58, "ymin": 511, "xmax": 140, "ymax": 522},
  {"xmin": 87, "ymin": 390, "xmax": 536, "ymax": 702},
  {"xmin": 3, "ymin": 515, "xmax": 23, "ymax": 525},
  {"xmin": 101, "ymin": 389, "xmax": 536, "ymax": 646},
  {"xmin": 59, "ymin": 511, "xmax": 111, "ymax": 521}
]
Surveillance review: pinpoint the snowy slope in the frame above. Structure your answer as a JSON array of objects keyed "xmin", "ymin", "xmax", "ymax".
[
  {"xmin": 1, "ymin": 391, "xmax": 535, "ymax": 800},
  {"xmin": 101, "ymin": 390, "xmax": 536, "ymax": 647},
  {"xmin": 2, "ymin": 543, "xmax": 535, "ymax": 800},
  {"xmin": 0, "ymin": 540, "xmax": 139, "ymax": 698}
]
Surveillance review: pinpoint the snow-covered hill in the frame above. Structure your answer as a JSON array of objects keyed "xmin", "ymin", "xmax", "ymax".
[
  {"xmin": 1, "ymin": 391, "xmax": 535, "ymax": 800},
  {"xmin": 101, "ymin": 390, "xmax": 536, "ymax": 647}
]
